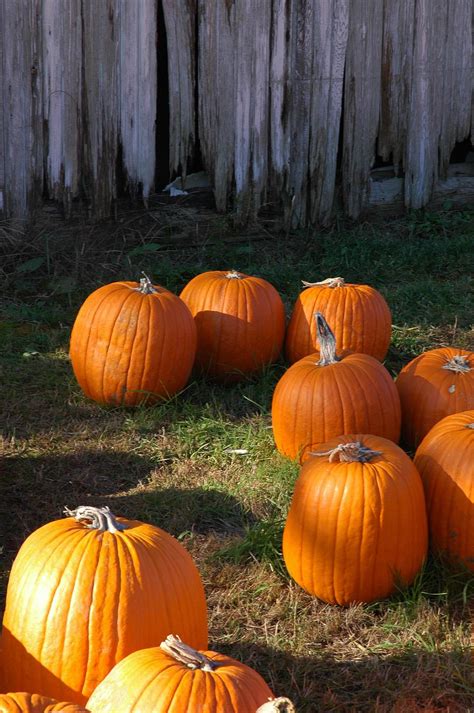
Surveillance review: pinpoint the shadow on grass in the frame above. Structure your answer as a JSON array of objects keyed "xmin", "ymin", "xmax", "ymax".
[
  {"xmin": 1, "ymin": 450, "xmax": 254, "ymax": 566},
  {"xmin": 219, "ymin": 640, "xmax": 474, "ymax": 713}
]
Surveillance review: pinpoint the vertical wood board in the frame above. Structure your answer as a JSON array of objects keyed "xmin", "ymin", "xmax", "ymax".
[
  {"xmin": 42, "ymin": 0, "xmax": 82, "ymax": 212},
  {"xmin": 119, "ymin": 0, "xmax": 157, "ymax": 199}
]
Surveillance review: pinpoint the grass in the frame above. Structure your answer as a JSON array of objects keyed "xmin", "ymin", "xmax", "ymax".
[{"xmin": 1, "ymin": 202, "xmax": 473, "ymax": 711}]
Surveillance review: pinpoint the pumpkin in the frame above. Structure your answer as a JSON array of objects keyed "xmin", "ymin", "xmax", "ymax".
[
  {"xmin": 69, "ymin": 275, "xmax": 196, "ymax": 406},
  {"xmin": 285, "ymin": 277, "xmax": 391, "ymax": 364},
  {"xmin": 283, "ymin": 435, "xmax": 428, "ymax": 605},
  {"xmin": 1, "ymin": 507, "xmax": 208, "ymax": 705},
  {"xmin": 414, "ymin": 410, "xmax": 474, "ymax": 569},
  {"xmin": 86, "ymin": 634, "xmax": 273, "ymax": 712},
  {"xmin": 272, "ymin": 313, "xmax": 401, "ymax": 460},
  {"xmin": 0, "ymin": 693, "xmax": 89, "ymax": 712},
  {"xmin": 396, "ymin": 347, "xmax": 474, "ymax": 450},
  {"xmin": 179, "ymin": 270, "xmax": 286, "ymax": 381},
  {"xmin": 256, "ymin": 698, "xmax": 296, "ymax": 712}
]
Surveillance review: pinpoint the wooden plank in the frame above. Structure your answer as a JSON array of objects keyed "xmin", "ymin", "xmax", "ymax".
[
  {"xmin": 42, "ymin": 0, "xmax": 82, "ymax": 215},
  {"xmin": 198, "ymin": 0, "xmax": 235, "ymax": 211},
  {"xmin": 379, "ymin": 0, "xmax": 416, "ymax": 169},
  {"xmin": 1, "ymin": 0, "xmax": 43, "ymax": 219},
  {"xmin": 119, "ymin": 0, "xmax": 157, "ymax": 201},
  {"xmin": 342, "ymin": 0, "xmax": 384, "ymax": 219},
  {"xmin": 162, "ymin": 0, "xmax": 195, "ymax": 183},
  {"xmin": 82, "ymin": 0, "xmax": 119, "ymax": 218},
  {"xmin": 308, "ymin": 0, "xmax": 349, "ymax": 225}
]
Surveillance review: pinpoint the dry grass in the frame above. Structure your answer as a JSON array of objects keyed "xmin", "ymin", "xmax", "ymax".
[{"xmin": 1, "ymin": 202, "xmax": 473, "ymax": 711}]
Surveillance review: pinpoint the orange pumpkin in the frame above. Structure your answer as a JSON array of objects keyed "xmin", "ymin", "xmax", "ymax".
[
  {"xmin": 69, "ymin": 275, "xmax": 196, "ymax": 406},
  {"xmin": 179, "ymin": 270, "xmax": 286, "ymax": 381},
  {"xmin": 396, "ymin": 347, "xmax": 474, "ymax": 450},
  {"xmin": 1, "ymin": 507, "xmax": 208, "ymax": 705},
  {"xmin": 272, "ymin": 313, "xmax": 401, "ymax": 460},
  {"xmin": 283, "ymin": 435, "xmax": 428, "ymax": 605},
  {"xmin": 285, "ymin": 277, "xmax": 391, "ymax": 363},
  {"xmin": 0, "ymin": 693, "xmax": 89, "ymax": 712},
  {"xmin": 86, "ymin": 634, "xmax": 273, "ymax": 712},
  {"xmin": 414, "ymin": 410, "xmax": 474, "ymax": 569}
]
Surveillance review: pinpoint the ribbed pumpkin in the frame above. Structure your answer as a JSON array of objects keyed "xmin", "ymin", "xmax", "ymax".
[
  {"xmin": 414, "ymin": 410, "xmax": 474, "ymax": 570},
  {"xmin": 69, "ymin": 275, "xmax": 196, "ymax": 406},
  {"xmin": 272, "ymin": 313, "xmax": 401, "ymax": 460},
  {"xmin": 396, "ymin": 347, "xmax": 474, "ymax": 450},
  {"xmin": 86, "ymin": 634, "xmax": 273, "ymax": 713},
  {"xmin": 0, "ymin": 693, "xmax": 89, "ymax": 712},
  {"xmin": 1, "ymin": 507, "xmax": 208, "ymax": 705},
  {"xmin": 283, "ymin": 435, "xmax": 428, "ymax": 605},
  {"xmin": 285, "ymin": 277, "xmax": 391, "ymax": 364},
  {"xmin": 179, "ymin": 270, "xmax": 286, "ymax": 381}
]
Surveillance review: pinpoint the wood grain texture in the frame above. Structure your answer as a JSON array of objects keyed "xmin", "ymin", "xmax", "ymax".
[
  {"xmin": 81, "ymin": 0, "xmax": 119, "ymax": 218},
  {"xmin": 119, "ymin": 0, "xmax": 157, "ymax": 201},
  {"xmin": 42, "ymin": 0, "xmax": 82, "ymax": 214},
  {"xmin": 1, "ymin": 0, "xmax": 43, "ymax": 218},
  {"xmin": 342, "ymin": 0, "xmax": 383, "ymax": 219},
  {"xmin": 162, "ymin": 0, "xmax": 195, "ymax": 183}
]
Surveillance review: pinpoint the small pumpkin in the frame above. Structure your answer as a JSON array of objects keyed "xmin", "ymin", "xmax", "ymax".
[
  {"xmin": 0, "ymin": 693, "xmax": 89, "ymax": 712},
  {"xmin": 179, "ymin": 270, "xmax": 286, "ymax": 381},
  {"xmin": 272, "ymin": 313, "xmax": 401, "ymax": 460},
  {"xmin": 86, "ymin": 634, "xmax": 274, "ymax": 712},
  {"xmin": 1, "ymin": 507, "xmax": 208, "ymax": 705},
  {"xmin": 285, "ymin": 277, "xmax": 391, "ymax": 363},
  {"xmin": 69, "ymin": 275, "xmax": 196, "ymax": 406},
  {"xmin": 396, "ymin": 347, "xmax": 474, "ymax": 449},
  {"xmin": 414, "ymin": 410, "xmax": 474, "ymax": 570},
  {"xmin": 283, "ymin": 435, "xmax": 428, "ymax": 605}
]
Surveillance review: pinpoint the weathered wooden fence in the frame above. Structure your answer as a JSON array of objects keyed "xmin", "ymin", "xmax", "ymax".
[{"xmin": 1, "ymin": 0, "xmax": 473, "ymax": 226}]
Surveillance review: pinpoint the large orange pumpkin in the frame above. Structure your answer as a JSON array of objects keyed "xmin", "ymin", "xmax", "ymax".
[
  {"xmin": 285, "ymin": 277, "xmax": 391, "ymax": 363},
  {"xmin": 86, "ymin": 634, "xmax": 273, "ymax": 712},
  {"xmin": 0, "ymin": 693, "xmax": 89, "ymax": 712},
  {"xmin": 1, "ymin": 507, "xmax": 208, "ymax": 705},
  {"xmin": 396, "ymin": 347, "xmax": 474, "ymax": 450},
  {"xmin": 69, "ymin": 275, "xmax": 196, "ymax": 406},
  {"xmin": 272, "ymin": 313, "xmax": 401, "ymax": 460},
  {"xmin": 179, "ymin": 270, "xmax": 286, "ymax": 381},
  {"xmin": 283, "ymin": 435, "xmax": 428, "ymax": 605},
  {"xmin": 414, "ymin": 410, "xmax": 474, "ymax": 569}
]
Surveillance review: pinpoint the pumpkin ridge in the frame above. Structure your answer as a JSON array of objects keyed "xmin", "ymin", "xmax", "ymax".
[
  {"xmin": 115, "ymin": 289, "xmax": 144, "ymax": 404},
  {"xmin": 98, "ymin": 288, "xmax": 137, "ymax": 403},
  {"xmin": 74, "ymin": 285, "xmax": 125, "ymax": 401}
]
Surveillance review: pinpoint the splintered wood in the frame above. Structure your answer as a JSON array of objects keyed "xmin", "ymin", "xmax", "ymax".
[{"xmin": 0, "ymin": 0, "xmax": 473, "ymax": 224}]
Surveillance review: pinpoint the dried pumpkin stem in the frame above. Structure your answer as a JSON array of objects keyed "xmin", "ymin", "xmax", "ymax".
[
  {"xmin": 467, "ymin": 423, "xmax": 474, "ymax": 430},
  {"xmin": 160, "ymin": 634, "xmax": 216, "ymax": 672},
  {"xmin": 311, "ymin": 441, "xmax": 382, "ymax": 463},
  {"xmin": 442, "ymin": 355, "xmax": 471, "ymax": 373},
  {"xmin": 136, "ymin": 272, "xmax": 157, "ymax": 294},
  {"xmin": 301, "ymin": 276, "xmax": 345, "ymax": 289},
  {"xmin": 257, "ymin": 698, "xmax": 296, "ymax": 712},
  {"xmin": 64, "ymin": 506, "xmax": 127, "ymax": 533},
  {"xmin": 225, "ymin": 270, "xmax": 243, "ymax": 279},
  {"xmin": 315, "ymin": 312, "xmax": 340, "ymax": 366}
]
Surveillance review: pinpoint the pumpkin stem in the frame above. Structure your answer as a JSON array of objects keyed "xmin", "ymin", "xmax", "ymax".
[
  {"xmin": 315, "ymin": 312, "xmax": 340, "ymax": 366},
  {"xmin": 302, "ymin": 276, "xmax": 345, "ymax": 289},
  {"xmin": 442, "ymin": 355, "xmax": 471, "ymax": 374},
  {"xmin": 256, "ymin": 698, "xmax": 296, "ymax": 713},
  {"xmin": 136, "ymin": 272, "xmax": 157, "ymax": 294},
  {"xmin": 64, "ymin": 506, "xmax": 127, "ymax": 533},
  {"xmin": 225, "ymin": 270, "xmax": 243, "ymax": 279},
  {"xmin": 160, "ymin": 634, "xmax": 216, "ymax": 672},
  {"xmin": 466, "ymin": 423, "xmax": 474, "ymax": 430},
  {"xmin": 311, "ymin": 441, "xmax": 382, "ymax": 463}
]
